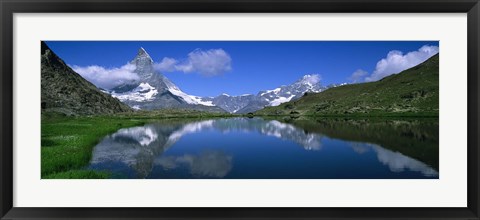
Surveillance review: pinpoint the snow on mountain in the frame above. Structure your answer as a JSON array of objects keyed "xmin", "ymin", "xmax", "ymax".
[
  {"xmin": 230, "ymin": 74, "xmax": 328, "ymax": 113},
  {"xmin": 260, "ymin": 88, "xmax": 281, "ymax": 96},
  {"xmin": 111, "ymin": 82, "xmax": 158, "ymax": 102},
  {"xmin": 165, "ymin": 83, "xmax": 215, "ymax": 106},
  {"xmin": 188, "ymin": 95, "xmax": 215, "ymax": 106},
  {"xmin": 269, "ymin": 95, "xmax": 296, "ymax": 107},
  {"xmin": 257, "ymin": 74, "xmax": 325, "ymax": 105},
  {"xmin": 165, "ymin": 83, "xmax": 198, "ymax": 105}
]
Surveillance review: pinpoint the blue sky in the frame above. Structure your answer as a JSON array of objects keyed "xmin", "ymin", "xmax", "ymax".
[{"xmin": 45, "ymin": 41, "xmax": 439, "ymax": 97}]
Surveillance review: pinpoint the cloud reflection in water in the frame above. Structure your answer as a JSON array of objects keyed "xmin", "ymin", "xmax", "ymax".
[{"xmin": 155, "ymin": 150, "xmax": 233, "ymax": 178}]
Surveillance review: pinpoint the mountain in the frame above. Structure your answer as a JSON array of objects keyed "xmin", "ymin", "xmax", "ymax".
[
  {"xmin": 237, "ymin": 74, "xmax": 327, "ymax": 113},
  {"xmin": 199, "ymin": 94, "xmax": 256, "ymax": 113},
  {"xmin": 258, "ymin": 74, "xmax": 325, "ymax": 105},
  {"xmin": 41, "ymin": 42, "xmax": 131, "ymax": 115},
  {"xmin": 255, "ymin": 53, "xmax": 439, "ymax": 116},
  {"xmin": 106, "ymin": 48, "xmax": 328, "ymax": 114},
  {"xmin": 107, "ymin": 48, "xmax": 226, "ymax": 113},
  {"xmin": 197, "ymin": 74, "xmax": 329, "ymax": 114}
]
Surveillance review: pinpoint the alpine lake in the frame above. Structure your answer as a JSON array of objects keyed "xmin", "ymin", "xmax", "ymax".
[{"xmin": 85, "ymin": 117, "xmax": 439, "ymax": 179}]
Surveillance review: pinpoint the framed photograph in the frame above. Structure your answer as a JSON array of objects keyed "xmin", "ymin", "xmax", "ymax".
[{"xmin": 1, "ymin": 0, "xmax": 479, "ymax": 219}]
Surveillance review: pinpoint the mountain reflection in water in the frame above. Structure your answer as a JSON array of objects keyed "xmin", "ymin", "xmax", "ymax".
[{"xmin": 88, "ymin": 117, "xmax": 438, "ymax": 179}]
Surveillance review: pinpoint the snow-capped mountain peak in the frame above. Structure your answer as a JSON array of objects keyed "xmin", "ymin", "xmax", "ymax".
[
  {"xmin": 106, "ymin": 48, "xmax": 225, "ymax": 112},
  {"xmin": 104, "ymin": 48, "xmax": 344, "ymax": 114},
  {"xmin": 255, "ymin": 74, "xmax": 325, "ymax": 107},
  {"xmin": 200, "ymin": 74, "xmax": 328, "ymax": 113},
  {"xmin": 111, "ymin": 82, "xmax": 158, "ymax": 102},
  {"xmin": 137, "ymin": 47, "xmax": 153, "ymax": 62}
]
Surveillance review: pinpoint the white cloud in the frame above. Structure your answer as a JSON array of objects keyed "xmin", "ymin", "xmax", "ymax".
[
  {"xmin": 370, "ymin": 144, "xmax": 438, "ymax": 177},
  {"xmin": 72, "ymin": 63, "xmax": 139, "ymax": 89},
  {"xmin": 154, "ymin": 151, "xmax": 233, "ymax": 178},
  {"xmin": 364, "ymin": 45, "xmax": 439, "ymax": 82},
  {"xmin": 154, "ymin": 48, "xmax": 232, "ymax": 76},
  {"xmin": 154, "ymin": 57, "xmax": 178, "ymax": 72},
  {"xmin": 302, "ymin": 74, "xmax": 322, "ymax": 84},
  {"xmin": 348, "ymin": 69, "xmax": 369, "ymax": 83}
]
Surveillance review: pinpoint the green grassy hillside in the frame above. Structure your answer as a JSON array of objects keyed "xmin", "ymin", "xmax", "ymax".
[{"xmin": 255, "ymin": 54, "xmax": 439, "ymax": 117}]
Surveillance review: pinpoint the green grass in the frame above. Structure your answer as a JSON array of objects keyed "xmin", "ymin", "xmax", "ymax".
[
  {"xmin": 44, "ymin": 170, "xmax": 111, "ymax": 179},
  {"xmin": 115, "ymin": 108, "xmax": 235, "ymax": 119},
  {"xmin": 41, "ymin": 115, "xmax": 148, "ymax": 178}
]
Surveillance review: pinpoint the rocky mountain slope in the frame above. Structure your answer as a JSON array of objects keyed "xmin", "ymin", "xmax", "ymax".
[{"xmin": 41, "ymin": 42, "xmax": 131, "ymax": 115}]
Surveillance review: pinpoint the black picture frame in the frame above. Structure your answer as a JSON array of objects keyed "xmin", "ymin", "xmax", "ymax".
[{"xmin": 1, "ymin": 0, "xmax": 479, "ymax": 219}]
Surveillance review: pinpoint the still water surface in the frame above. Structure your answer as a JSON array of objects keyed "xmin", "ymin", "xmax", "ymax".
[{"xmin": 87, "ymin": 117, "xmax": 439, "ymax": 179}]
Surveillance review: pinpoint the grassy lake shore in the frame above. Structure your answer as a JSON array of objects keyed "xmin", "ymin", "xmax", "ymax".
[{"xmin": 42, "ymin": 110, "xmax": 438, "ymax": 179}]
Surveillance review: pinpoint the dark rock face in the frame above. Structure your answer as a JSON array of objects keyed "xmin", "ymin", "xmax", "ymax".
[{"xmin": 41, "ymin": 41, "xmax": 131, "ymax": 115}]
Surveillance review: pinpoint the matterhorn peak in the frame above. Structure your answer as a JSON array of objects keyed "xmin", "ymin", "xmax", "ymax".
[
  {"xmin": 135, "ymin": 47, "xmax": 153, "ymax": 62},
  {"xmin": 130, "ymin": 47, "xmax": 155, "ymax": 78},
  {"xmin": 138, "ymin": 47, "xmax": 147, "ymax": 54}
]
